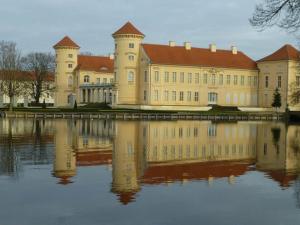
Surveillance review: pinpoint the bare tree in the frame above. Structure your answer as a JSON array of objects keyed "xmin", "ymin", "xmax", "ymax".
[
  {"xmin": 250, "ymin": 0, "xmax": 300, "ymax": 32},
  {"xmin": 289, "ymin": 81, "xmax": 300, "ymax": 106},
  {"xmin": 0, "ymin": 41, "xmax": 30, "ymax": 110},
  {"xmin": 22, "ymin": 52, "xmax": 55, "ymax": 104}
]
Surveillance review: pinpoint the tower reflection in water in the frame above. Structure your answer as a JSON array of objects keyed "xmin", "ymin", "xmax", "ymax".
[{"xmin": 51, "ymin": 119, "xmax": 300, "ymax": 205}]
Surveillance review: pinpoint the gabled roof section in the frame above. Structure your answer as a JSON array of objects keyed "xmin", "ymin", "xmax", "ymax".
[
  {"xmin": 112, "ymin": 21, "xmax": 144, "ymax": 37},
  {"xmin": 142, "ymin": 44, "xmax": 257, "ymax": 70},
  {"xmin": 76, "ymin": 55, "xmax": 114, "ymax": 73},
  {"xmin": 53, "ymin": 36, "xmax": 80, "ymax": 49},
  {"xmin": 258, "ymin": 44, "xmax": 300, "ymax": 62}
]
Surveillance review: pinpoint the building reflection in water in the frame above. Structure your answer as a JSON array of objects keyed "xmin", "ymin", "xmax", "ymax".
[{"xmin": 1, "ymin": 119, "xmax": 300, "ymax": 205}]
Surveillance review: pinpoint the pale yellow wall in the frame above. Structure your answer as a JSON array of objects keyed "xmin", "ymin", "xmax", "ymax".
[
  {"xmin": 139, "ymin": 62, "xmax": 258, "ymax": 107},
  {"xmin": 54, "ymin": 47, "xmax": 79, "ymax": 107},
  {"xmin": 143, "ymin": 121, "xmax": 257, "ymax": 164},
  {"xmin": 257, "ymin": 60, "xmax": 300, "ymax": 110}
]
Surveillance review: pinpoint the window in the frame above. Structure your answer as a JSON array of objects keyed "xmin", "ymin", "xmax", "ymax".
[
  {"xmin": 180, "ymin": 72, "xmax": 184, "ymax": 83},
  {"xmin": 226, "ymin": 75, "xmax": 231, "ymax": 85},
  {"xmin": 110, "ymin": 78, "xmax": 114, "ymax": 83},
  {"xmin": 219, "ymin": 74, "xmax": 223, "ymax": 85},
  {"xmin": 154, "ymin": 90, "xmax": 159, "ymax": 101},
  {"xmin": 96, "ymin": 78, "xmax": 100, "ymax": 84},
  {"xmin": 172, "ymin": 91, "xmax": 176, "ymax": 101},
  {"xmin": 128, "ymin": 55, "xmax": 134, "ymax": 61},
  {"xmin": 115, "ymin": 43, "xmax": 117, "ymax": 49},
  {"xmin": 194, "ymin": 92, "xmax": 199, "ymax": 101},
  {"xmin": 234, "ymin": 75, "xmax": 238, "ymax": 85},
  {"xmin": 144, "ymin": 90, "xmax": 147, "ymax": 101},
  {"xmin": 103, "ymin": 78, "xmax": 107, "ymax": 84},
  {"xmin": 188, "ymin": 73, "xmax": 192, "ymax": 83},
  {"xmin": 208, "ymin": 124, "xmax": 217, "ymax": 137},
  {"xmin": 164, "ymin": 90, "xmax": 169, "ymax": 101},
  {"xmin": 164, "ymin": 72, "xmax": 169, "ymax": 83},
  {"xmin": 240, "ymin": 76, "xmax": 244, "ymax": 85},
  {"xmin": 187, "ymin": 91, "xmax": 192, "ymax": 101},
  {"xmin": 68, "ymin": 64, "xmax": 73, "ymax": 68},
  {"xmin": 128, "ymin": 71, "xmax": 134, "ymax": 83},
  {"xmin": 278, "ymin": 76, "xmax": 282, "ymax": 88},
  {"xmin": 208, "ymin": 92, "xmax": 218, "ymax": 103},
  {"xmin": 68, "ymin": 54, "xmax": 73, "ymax": 58},
  {"xmin": 84, "ymin": 75, "xmax": 90, "ymax": 83},
  {"xmin": 195, "ymin": 73, "xmax": 200, "ymax": 84},
  {"xmin": 68, "ymin": 75, "xmax": 73, "ymax": 87},
  {"xmin": 154, "ymin": 71, "xmax": 159, "ymax": 82},
  {"xmin": 265, "ymin": 76, "xmax": 269, "ymax": 88},
  {"xmin": 172, "ymin": 72, "xmax": 177, "ymax": 83},
  {"xmin": 254, "ymin": 76, "xmax": 258, "ymax": 86},
  {"xmin": 211, "ymin": 74, "xmax": 216, "ymax": 85},
  {"xmin": 203, "ymin": 74, "xmax": 208, "ymax": 84},
  {"xmin": 248, "ymin": 76, "xmax": 253, "ymax": 86},
  {"xmin": 179, "ymin": 91, "xmax": 184, "ymax": 101},
  {"xmin": 144, "ymin": 71, "xmax": 148, "ymax": 82},
  {"xmin": 129, "ymin": 43, "xmax": 134, "ymax": 48},
  {"xmin": 296, "ymin": 76, "xmax": 300, "ymax": 86}
]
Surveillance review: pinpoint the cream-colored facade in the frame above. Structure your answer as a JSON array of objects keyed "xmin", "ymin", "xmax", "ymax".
[
  {"xmin": 53, "ymin": 36, "xmax": 114, "ymax": 107},
  {"xmin": 53, "ymin": 22, "xmax": 300, "ymax": 111}
]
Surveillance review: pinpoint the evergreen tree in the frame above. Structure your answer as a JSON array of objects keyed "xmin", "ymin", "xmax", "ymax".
[
  {"xmin": 42, "ymin": 99, "xmax": 46, "ymax": 109},
  {"xmin": 73, "ymin": 100, "xmax": 77, "ymax": 110},
  {"xmin": 272, "ymin": 88, "xmax": 282, "ymax": 110}
]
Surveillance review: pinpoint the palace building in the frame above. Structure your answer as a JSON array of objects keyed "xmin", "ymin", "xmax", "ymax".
[{"xmin": 53, "ymin": 22, "xmax": 300, "ymax": 111}]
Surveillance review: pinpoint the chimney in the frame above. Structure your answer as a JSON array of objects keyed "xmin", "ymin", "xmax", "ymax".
[
  {"xmin": 231, "ymin": 46, "xmax": 238, "ymax": 55},
  {"xmin": 209, "ymin": 44, "xmax": 217, "ymax": 52},
  {"xmin": 184, "ymin": 42, "xmax": 191, "ymax": 50},
  {"xmin": 109, "ymin": 53, "xmax": 114, "ymax": 60},
  {"xmin": 169, "ymin": 41, "xmax": 176, "ymax": 47}
]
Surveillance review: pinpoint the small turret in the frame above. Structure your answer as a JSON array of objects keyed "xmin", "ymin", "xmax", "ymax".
[{"xmin": 53, "ymin": 36, "xmax": 80, "ymax": 107}]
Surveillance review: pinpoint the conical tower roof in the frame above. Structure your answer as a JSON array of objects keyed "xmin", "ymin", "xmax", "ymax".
[
  {"xmin": 112, "ymin": 22, "xmax": 144, "ymax": 37},
  {"xmin": 53, "ymin": 36, "xmax": 80, "ymax": 49}
]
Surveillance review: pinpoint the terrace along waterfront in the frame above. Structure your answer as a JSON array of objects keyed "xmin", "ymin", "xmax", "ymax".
[{"xmin": 0, "ymin": 119, "xmax": 300, "ymax": 225}]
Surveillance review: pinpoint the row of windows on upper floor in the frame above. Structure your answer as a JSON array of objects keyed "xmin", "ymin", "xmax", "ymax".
[
  {"xmin": 144, "ymin": 71, "xmax": 258, "ymax": 86},
  {"xmin": 148, "ymin": 143, "xmax": 257, "ymax": 160},
  {"xmin": 67, "ymin": 75, "xmax": 114, "ymax": 87},
  {"xmin": 145, "ymin": 90, "xmax": 257, "ymax": 105},
  {"xmin": 145, "ymin": 125, "xmax": 257, "ymax": 139},
  {"xmin": 264, "ymin": 75, "xmax": 300, "ymax": 88},
  {"xmin": 83, "ymin": 75, "xmax": 114, "ymax": 84}
]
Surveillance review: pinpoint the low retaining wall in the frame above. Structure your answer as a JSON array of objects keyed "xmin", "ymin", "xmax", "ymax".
[{"xmin": 1, "ymin": 111, "xmax": 285, "ymax": 121}]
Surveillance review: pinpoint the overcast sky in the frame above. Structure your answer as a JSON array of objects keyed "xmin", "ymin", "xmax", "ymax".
[{"xmin": 0, "ymin": 0, "xmax": 298, "ymax": 60}]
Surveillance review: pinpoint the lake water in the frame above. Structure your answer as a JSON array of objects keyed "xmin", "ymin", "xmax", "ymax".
[{"xmin": 0, "ymin": 119, "xmax": 300, "ymax": 225}]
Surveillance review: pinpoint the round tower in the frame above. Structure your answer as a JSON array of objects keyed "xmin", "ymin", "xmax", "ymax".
[
  {"xmin": 111, "ymin": 121, "xmax": 141, "ymax": 204},
  {"xmin": 52, "ymin": 120, "xmax": 76, "ymax": 185},
  {"xmin": 112, "ymin": 22, "xmax": 145, "ymax": 108},
  {"xmin": 53, "ymin": 36, "xmax": 80, "ymax": 107}
]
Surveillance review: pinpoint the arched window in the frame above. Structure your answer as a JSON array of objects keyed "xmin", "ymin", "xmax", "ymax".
[
  {"xmin": 84, "ymin": 75, "xmax": 90, "ymax": 83},
  {"xmin": 68, "ymin": 75, "xmax": 73, "ymax": 87},
  {"xmin": 128, "ymin": 71, "xmax": 134, "ymax": 83}
]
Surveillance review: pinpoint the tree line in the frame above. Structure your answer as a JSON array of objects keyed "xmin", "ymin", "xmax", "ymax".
[{"xmin": 0, "ymin": 41, "xmax": 55, "ymax": 110}]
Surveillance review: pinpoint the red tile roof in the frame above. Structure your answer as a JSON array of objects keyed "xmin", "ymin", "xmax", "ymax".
[
  {"xmin": 53, "ymin": 36, "xmax": 80, "ymax": 49},
  {"xmin": 258, "ymin": 44, "xmax": 300, "ymax": 62},
  {"xmin": 112, "ymin": 22, "xmax": 144, "ymax": 37},
  {"xmin": 142, "ymin": 44, "xmax": 257, "ymax": 70},
  {"xmin": 76, "ymin": 150, "xmax": 112, "ymax": 166},
  {"xmin": 142, "ymin": 160, "xmax": 253, "ymax": 184},
  {"xmin": 0, "ymin": 70, "xmax": 54, "ymax": 82},
  {"xmin": 76, "ymin": 55, "xmax": 114, "ymax": 73}
]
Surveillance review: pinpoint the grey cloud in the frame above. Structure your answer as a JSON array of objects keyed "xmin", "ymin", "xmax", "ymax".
[{"xmin": 0, "ymin": 0, "xmax": 297, "ymax": 59}]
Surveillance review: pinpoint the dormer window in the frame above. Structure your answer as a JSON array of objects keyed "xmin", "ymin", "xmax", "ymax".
[
  {"xmin": 129, "ymin": 43, "xmax": 134, "ymax": 48},
  {"xmin": 100, "ymin": 67, "xmax": 108, "ymax": 71},
  {"xmin": 84, "ymin": 75, "xmax": 90, "ymax": 83}
]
